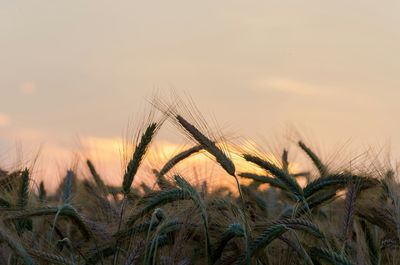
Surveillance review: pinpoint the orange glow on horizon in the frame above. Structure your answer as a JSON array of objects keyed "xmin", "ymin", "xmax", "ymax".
[{"xmin": 1, "ymin": 135, "xmax": 305, "ymax": 194}]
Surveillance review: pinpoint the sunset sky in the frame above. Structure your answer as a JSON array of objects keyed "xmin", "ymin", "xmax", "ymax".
[{"xmin": 1, "ymin": 1, "xmax": 400, "ymax": 189}]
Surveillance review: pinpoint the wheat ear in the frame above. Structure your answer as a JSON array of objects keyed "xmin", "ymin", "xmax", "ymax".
[
  {"xmin": 298, "ymin": 141, "xmax": 328, "ymax": 177},
  {"xmin": 122, "ymin": 123, "xmax": 157, "ymax": 195}
]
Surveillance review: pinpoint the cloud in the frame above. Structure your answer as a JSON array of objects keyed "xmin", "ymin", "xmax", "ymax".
[
  {"xmin": 19, "ymin": 82, "xmax": 36, "ymax": 95},
  {"xmin": 0, "ymin": 113, "xmax": 10, "ymax": 127},
  {"xmin": 251, "ymin": 77, "xmax": 377, "ymax": 107},
  {"xmin": 252, "ymin": 77, "xmax": 319, "ymax": 96}
]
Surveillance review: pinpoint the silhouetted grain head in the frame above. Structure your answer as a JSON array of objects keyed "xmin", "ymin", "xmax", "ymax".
[
  {"xmin": 239, "ymin": 172, "xmax": 287, "ymax": 191},
  {"xmin": 126, "ymin": 188, "xmax": 188, "ymax": 226},
  {"xmin": 152, "ymin": 96, "xmax": 236, "ymax": 177},
  {"xmin": 282, "ymin": 149, "xmax": 289, "ymax": 173},
  {"xmin": 342, "ymin": 182, "xmax": 359, "ymax": 242},
  {"xmin": 38, "ymin": 181, "xmax": 46, "ymax": 203},
  {"xmin": 158, "ymin": 144, "xmax": 203, "ymax": 177},
  {"xmin": 176, "ymin": 115, "xmax": 236, "ymax": 177},
  {"xmin": 257, "ymin": 218, "xmax": 324, "ymax": 239},
  {"xmin": 28, "ymin": 249, "xmax": 73, "ymax": 265},
  {"xmin": 298, "ymin": 141, "xmax": 328, "ymax": 177},
  {"xmin": 212, "ymin": 223, "xmax": 245, "ymax": 262},
  {"xmin": 6, "ymin": 205, "xmax": 92, "ymax": 240},
  {"xmin": 17, "ymin": 168, "xmax": 30, "ymax": 209},
  {"xmin": 235, "ymin": 224, "xmax": 288, "ymax": 265},
  {"xmin": 123, "ymin": 122, "xmax": 158, "ymax": 195},
  {"xmin": 304, "ymin": 173, "xmax": 378, "ymax": 198},
  {"xmin": 86, "ymin": 159, "xmax": 107, "ymax": 194},
  {"xmin": 62, "ymin": 170, "xmax": 75, "ymax": 204},
  {"xmin": 243, "ymin": 154, "xmax": 304, "ymax": 200},
  {"xmin": 15, "ymin": 168, "xmax": 32, "ymax": 234}
]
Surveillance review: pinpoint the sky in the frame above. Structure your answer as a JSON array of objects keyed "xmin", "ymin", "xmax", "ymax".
[{"xmin": 1, "ymin": 1, "xmax": 400, "ymax": 189}]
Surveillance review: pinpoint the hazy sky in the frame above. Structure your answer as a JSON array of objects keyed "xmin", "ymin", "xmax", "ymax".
[{"xmin": 1, "ymin": 1, "xmax": 400, "ymax": 188}]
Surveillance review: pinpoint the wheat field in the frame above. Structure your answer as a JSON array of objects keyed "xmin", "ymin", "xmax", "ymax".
[{"xmin": 0, "ymin": 110, "xmax": 399, "ymax": 265}]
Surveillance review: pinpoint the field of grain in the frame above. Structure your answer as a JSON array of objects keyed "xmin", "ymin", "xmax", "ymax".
[{"xmin": 0, "ymin": 109, "xmax": 398, "ymax": 265}]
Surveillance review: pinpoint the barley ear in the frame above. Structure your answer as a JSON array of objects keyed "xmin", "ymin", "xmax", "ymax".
[
  {"xmin": 87, "ymin": 159, "xmax": 107, "ymax": 194},
  {"xmin": 239, "ymin": 173, "xmax": 287, "ymax": 191},
  {"xmin": 17, "ymin": 168, "xmax": 30, "ymax": 209},
  {"xmin": 122, "ymin": 123, "xmax": 157, "ymax": 195},
  {"xmin": 212, "ymin": 223, "xmax": 244, "ymax": 262},
  {"xmin": 342, "ymin": 183, "xmax": 358, "ymax": 245},
  {"xmin": 28, "ymin": 249, "xmax": 74, "ymax": 265},
  {"xmin": 38, "ymin": 181, "xmax": 46, "ymax": 203},
  {"xmin": 7, "ymin": 205, "xmax": 92, "ymax": 240},
  {"xmin": 243, "ymin": 154, "xmax": 304, "ymax": 200},
  {"xmin": 236, "ymin": 224, "xmax": 288, "ymax": 265},
  {"xmin": 176, "ymin": 115, "xmax": 235, "ymax": 176},
  {"xmin": 304, "ymin": 173, "xmax": 379, "ymax": 199},
  {"xmin": 298, "ymin": 141, "xmax": 328, "ymax": 177},
  {"xmin": 16, "ymin": 168, "xmax": 32, "ymax": 234},
  {"xmin": 282, "ymin": 149, "xmax": 289, "ymax": 173},
  {"xmin": 158, "ymin": 145, "xmax": 203, "ymax": 177},
  {"xmin": 62, "ymin": 170, "xmax": 74, "ymax": 204},
  {"xmin": 126, "ymin": 189, "xmax": 187, "ymax": 225},
  {"xmin": 270, "ymin": 218, "xmax": 324, "ymax": 238}
]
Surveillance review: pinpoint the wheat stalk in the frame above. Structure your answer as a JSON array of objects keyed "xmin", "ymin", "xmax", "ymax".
[{"xmin": 174, "ymin": 174, "xmax": 212, "ymax": 264}]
